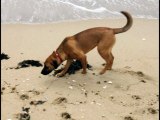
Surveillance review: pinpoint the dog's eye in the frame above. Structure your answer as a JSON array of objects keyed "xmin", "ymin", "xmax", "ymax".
[{"xmin": 52, "ymin": 60, "xmax": 58, "ymax": 69}]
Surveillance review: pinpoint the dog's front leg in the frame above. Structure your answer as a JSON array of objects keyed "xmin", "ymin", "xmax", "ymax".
[
  {"xmin": 79, "ymin": 55, "xmax": 87, "ymax": 74},
  {"xmin": 56, "ymin": 59, "xmax": 72, "ymax": 77}
]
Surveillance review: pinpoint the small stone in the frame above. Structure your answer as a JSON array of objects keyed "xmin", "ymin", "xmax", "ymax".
[
  {"xmin": 20, "ymin": 94, "xmax": 29, "ymax": 100},
  {"xmin": 2, "ymin": 87, "xmax": 5, "ymax": 90},
  {"xmin": 108, "ymin": 81, "xmax": 112, "ymax": 84},
  {"xmin": 148, "ymin": 108, "xmax": 157, "ymax": 114},
  {"xmin": 142, "ymin": 38, "xmax": 146, "ymax": 41},
  {"xmin": 68, "ymin": 86, "xmax": 73, "ymax": 89},
  {"xmin": 61, "ymin": 112, "xmax": 71, "ymax": 119},
  {"xmin": 96, "ymin": 81, "xmax": 101, "ymax": 84},
  {"xmin": 124, "ymin": 116, "xmax": 134, "ymax": 120},
  {"xmin": 72, "ymin": 80, "xmax": 76, "ymax": 82},
  {"xmin": 140, "ymin": 80, "xmax": 146, "ymax": 83},
  {"xmin": 136, "ymin": 71, "xmax": 144, "ymax": 77},
  {"xmin": 132, "ymin": 95, "xmax": 141, "ymax": 100},
  {"xmin": 103, "ymin": 85, "xmax": 107, "ymax": 89}
]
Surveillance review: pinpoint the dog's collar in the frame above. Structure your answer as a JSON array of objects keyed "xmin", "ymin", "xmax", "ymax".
[{"xmin": 55, "ymin": 51, "xmax": 63, "ymax": 63}]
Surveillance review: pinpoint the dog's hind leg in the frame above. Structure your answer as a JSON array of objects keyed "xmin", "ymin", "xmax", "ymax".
[
  {"xmin": 97, "ymin": 37, "xmax": 115, "ymax": 74},
  {"xmin": 99, "ymin": 51, "xmax": 114, "ymax": 74}
]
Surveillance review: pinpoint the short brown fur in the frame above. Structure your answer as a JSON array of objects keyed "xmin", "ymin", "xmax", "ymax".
[{"xmin": 41, "ymin": 11, "xmax": 133, "ymax": 77}]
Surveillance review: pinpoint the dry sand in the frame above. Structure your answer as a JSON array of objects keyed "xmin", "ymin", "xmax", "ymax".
[{"xmin": 1, "ymin": 18, "xmax": 159, "ymax": 120}]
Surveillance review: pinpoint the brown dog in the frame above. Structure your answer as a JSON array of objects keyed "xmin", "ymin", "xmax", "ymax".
[{"xmin": 41, "ymin": 11, "xmax": 133, "ymax": 77}]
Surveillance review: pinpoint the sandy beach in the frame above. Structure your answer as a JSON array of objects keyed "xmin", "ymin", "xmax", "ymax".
[{"xmin": 1, "ymin": 18, "xmax": 159, "ymax": 120}]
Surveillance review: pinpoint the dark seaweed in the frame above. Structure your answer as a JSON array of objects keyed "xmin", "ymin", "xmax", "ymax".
[
  {"xmin": 1, "ymin": 53, "xmax": 10, "ymax": 60},
  {"xmin": 16, "ymin": 60, "xmax": 42, "ymax": 69},
  {"xmin": 61, "ymin": 112, "xmax": 71, "ymax": 119},
  {"xmin": 54, "ymin": 60, "xmax": 92, "ymax": 75}
]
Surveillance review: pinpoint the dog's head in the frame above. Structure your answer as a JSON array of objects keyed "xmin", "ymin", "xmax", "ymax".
[{"xmin": 41, "ymin": 52, "xmax": 61, "ymax": 75}]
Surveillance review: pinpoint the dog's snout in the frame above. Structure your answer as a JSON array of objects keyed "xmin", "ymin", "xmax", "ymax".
[{"xmin": 41, "ymin": 66, "xmax": 53, "ymax": 75}]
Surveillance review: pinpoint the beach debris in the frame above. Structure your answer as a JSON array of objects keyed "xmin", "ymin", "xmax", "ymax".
[
  {"xmin": 90, "ymin": 101, "xmax": 101, "ymax": 106},
  {"xmin": 28, "ymin": 90, "xmax": 40, "ymax": 95},
  {"xmin": 109, "ymin": 95, "xmax": 114, "ymax": 100},
  {"xmin": 136, "ymin": 71, "xmax": 144, "ymax": 77},
  {"xmin": 96, "ymin": 103, "xmax": 102, "ymax": 106},
  {"xmin": 20, "ymin": 94, "xmax": 29, "ymax": 100},
  {"xmin": 10, "ymin": 87, "xmax": 16, "ymax": 93},
  {"xmin": 108, "ymin": 81, "xmax": 112, "ymax": 84},
  {"xmin": 15, "ymin": 60, "xmax": 42, "ymax": 69},
  {"xmin": 18, "ymin": 112, "xmax": 30, "ymax": 120},
  {"xmin": 103, "ymin": 85, "xmax": 107, "ymax": 89},
  {"xmin": 140, "ymin": 80, "xmax": 146, "ymax": 83},
  {"xmin": 72, "ymin": 80, "xmax": 76, "ymax": 82},
  {"xmin": 15, "ymin": 107, "xmax": 30, "ymax": 120},
  {"xmin": 124, "ymin": 116, "xmax": 134, "ymax": 120},
  {"xmin": 30, "ymin": 100, "xmax": 46, "ymax": 105},
  {"xmin": 132, "ymin": 95, "xmax": 141, "ymax": 100},
  {"xmin": 81, "ymin": 88, "xmax": 86, "ymax": 92},
  {"xmin": 52, "ymin": 97, "xmax": 67, "ymax": 105},
  {"xmin": 1, "ymin": 53, "xmax": 10, "ymax": 60},
  {"xmin": 124, "ymin": 66, "xmax": 131, "ymax": 69},
  {"xmin": 84, "ymin": 92, "xmax": 88, "ymax": 97},
  {"xmin": 96, "ymin": 81, "xmax": 101, "ymax": 84},
  {"xmin": 68, "ymin": 86, "xmax": 73, "ymax": 89},
  {"xmin": 61, "ymin": 112, "xmax": 71, "ymax": 119},
  {"xmin": 147, "ymin": 108, "xmax": 157, "ymax": 114},
  {"xmin": 95, "ymin": 93, "xmax": 99, "ymax": 95},
  {"xmin": 54, "ymin": 60, "xmax": 92, "ymax": 75},
  {"xmin": 2, "ymin": 87, "xmax": 5, "ymax": 91},
  {"xmin": 22, "ymin": 107, "xmax": 30, "ymax": 113},
  {"xmin": 142, "ymin": 38, "xmax": 146, "ymax": 41}
]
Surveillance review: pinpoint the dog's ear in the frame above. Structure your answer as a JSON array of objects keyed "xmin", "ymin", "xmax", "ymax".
[{"xmin": 52, "ymin": 51, "xmax": 56, "ymax": 57}]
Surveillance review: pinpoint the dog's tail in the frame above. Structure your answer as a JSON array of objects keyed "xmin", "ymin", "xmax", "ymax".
[{"xmin": 113, "ymin": 11, "xmax": 133, "ymax": 34}]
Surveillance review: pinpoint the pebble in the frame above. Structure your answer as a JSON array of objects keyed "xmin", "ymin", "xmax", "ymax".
[
  {"xmin": 96, "ymin": 103, "xmax": 102, "ymax": 106},
  {"xmin": 142, "ymin": 38, "xmax": 146, "ymax": 41},
  {"xmin": 72, "ymin": 80, "xmax": 76, "ymax": 82},
  {"xmin": 68, "ymin": 86, "xmax": 73, "ymax": 89},
  {"xmin": 103, "ymin": 85, "xmax": 107, "ymax": 89},
  {"xmin": 108, "ymin": 81, "xmax": 112, "ymax": 84}
]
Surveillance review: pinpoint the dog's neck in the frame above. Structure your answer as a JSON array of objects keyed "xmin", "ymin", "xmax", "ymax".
[{"xmin": 56, "ymin": 48, "xmax": 67, "ymax": 63}]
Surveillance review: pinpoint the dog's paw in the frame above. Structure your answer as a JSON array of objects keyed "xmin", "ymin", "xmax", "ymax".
[
  {"xmin": 81, "ymin": 70, "xmax": 87, "ymax": 74},
  {"xmin": 56, "ymin": 73, "xmax": 65, "ymax": 77},
  {"xmin": 99, "ymin": 71, "xmax": 105, "ymax": 75}
]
